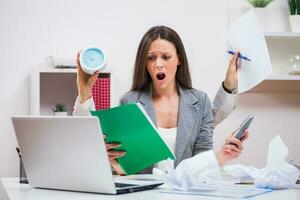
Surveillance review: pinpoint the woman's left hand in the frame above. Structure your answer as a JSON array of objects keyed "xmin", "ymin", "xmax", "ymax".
[
  {"xmin": 224, "ymin": 52, "xmax": 240, "ymax": 91},
  {"xmin": 216, "ymin": 129, "xmax": 249, "ymax": 166}
]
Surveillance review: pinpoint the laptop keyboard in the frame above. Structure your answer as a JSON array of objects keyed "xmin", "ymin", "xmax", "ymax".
[{"xmin": 115, "ymin": 183, "xmax": 137, "ymax": 188}]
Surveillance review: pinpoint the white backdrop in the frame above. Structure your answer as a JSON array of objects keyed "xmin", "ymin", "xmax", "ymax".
[{"xmin": 0, "ymin": 0, "xmax": 299, "ymax": 177}]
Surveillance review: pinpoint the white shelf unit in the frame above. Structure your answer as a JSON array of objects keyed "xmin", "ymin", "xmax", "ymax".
[
  {"xmin": 31, "ymin": 68, "xmax": 110, "ymax": 115},
  {"xmin": 250, "ymin": 33, "xmax": 300, "ymax": 92}
]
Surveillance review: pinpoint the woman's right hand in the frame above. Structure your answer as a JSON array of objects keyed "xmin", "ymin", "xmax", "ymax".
[
  {"xmin": 103, "ymin": 135, "xmax": 126, "ymax": 175},
  {"xmin": 76, "ymin": 51, "xmax": 100, "ymax": 103}
]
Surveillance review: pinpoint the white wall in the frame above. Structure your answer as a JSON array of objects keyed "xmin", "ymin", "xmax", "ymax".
[{"xmin": 0, "ymin": 0, "xmax": 299, "ymax": 177}]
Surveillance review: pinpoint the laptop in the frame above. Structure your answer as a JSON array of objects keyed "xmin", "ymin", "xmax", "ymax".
[
  {"xmin": 0, "ymin": 180, "xmax": 9, "ymax": 200},
  {"xmin": 11, "ymin": 116, "xmax": 163, "ymax": 194}
]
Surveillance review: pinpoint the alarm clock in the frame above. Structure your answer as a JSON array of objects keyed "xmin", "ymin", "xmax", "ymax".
[{"xmin": 79, "ymin": 47, "xmax": 106, "ymax": 75}]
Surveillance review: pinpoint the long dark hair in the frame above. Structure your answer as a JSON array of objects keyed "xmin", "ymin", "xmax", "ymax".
[{"xmin": 131, "ymin": 25, "xmax": 192, "ymax": 91}]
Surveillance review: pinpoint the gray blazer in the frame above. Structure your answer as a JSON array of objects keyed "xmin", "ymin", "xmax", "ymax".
[{"xmin": 119, "ymin": 86, "xmax": 214, "ymax": 173}]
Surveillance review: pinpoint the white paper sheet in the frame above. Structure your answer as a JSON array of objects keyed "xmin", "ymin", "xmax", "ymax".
[
  {"xmin": 227, "ymin": 9, "xmax": 272, "ymax": 93},
  {"xmin": 152, "ymin": 150, "xmax": 272, "ymax": 198},
  {"xmin": 224, "ymin": 135, "xmax": 300, "ymax": 190},
  {"xmin": 152, "ymin": 150, "xmax": 220, "ymax": 191},
  {"xmin": 160, "ymin": 183, "xmax": 272, "ymax": 199}
]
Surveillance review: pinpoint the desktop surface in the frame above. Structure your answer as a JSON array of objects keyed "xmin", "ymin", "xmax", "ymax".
[{"xmin": 2, "ymin": 177, "xmax": 300, "ymax": 200}]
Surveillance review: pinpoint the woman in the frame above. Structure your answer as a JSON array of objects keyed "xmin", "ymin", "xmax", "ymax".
[{"xmin": 74, "ymin": 26, "xmax": 248, "ymax": 175}]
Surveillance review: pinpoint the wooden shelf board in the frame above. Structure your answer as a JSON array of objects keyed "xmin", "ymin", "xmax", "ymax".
[
  {"xmin": 266, "ymin": 75, "xmax": 300, "ymax": 81},
  {"xmin": 246, "ymin": 78, "xmax": 300, "ymax": 93},
  {"xmin": 265, "ymin": 32, "xmax": 300, "ymax": 39},
  {"xmin": 39, "ymin": 68, "xmax": 110, "ymax": 74}
]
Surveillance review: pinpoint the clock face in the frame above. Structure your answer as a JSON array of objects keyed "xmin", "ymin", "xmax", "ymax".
[{"xmin": 81, "ymin": 48, "xmax": 105, "ymax": 69}]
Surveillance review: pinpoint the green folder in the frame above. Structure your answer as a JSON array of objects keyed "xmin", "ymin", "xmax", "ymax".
[{"xmin": 90, "ymin": 103, "xmax": 175, "ymax": 175}]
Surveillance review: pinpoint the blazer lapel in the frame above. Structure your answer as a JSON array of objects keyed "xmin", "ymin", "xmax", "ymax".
[
  {"xmin": 137, "ymin": 88, "xmax": 157, "ymax": 127},
  {"xmin": 136, "ymin": 88, "xmax": 157, "ymax": 174},
  {"xmin": 174, "ymin": 87, "xmax": 200, "ymax": 166},
  {"xmin": 137, "ymin": 86, "xmax": 200, "ymax": 168}
]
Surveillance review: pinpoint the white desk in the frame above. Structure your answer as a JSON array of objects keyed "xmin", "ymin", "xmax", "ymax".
[{"xmin": 1, "ymin": 178, "xmax": 300, "ymax": 200}]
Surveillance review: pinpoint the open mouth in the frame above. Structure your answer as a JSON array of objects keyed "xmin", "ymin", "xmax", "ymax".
[{"xmin": 156, "ymin": 72, "xmax": 166, "ymax": 80}]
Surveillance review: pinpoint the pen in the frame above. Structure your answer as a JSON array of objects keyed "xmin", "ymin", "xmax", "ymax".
[
  {"xmin": 16, "ymin": 147, "xmax": 21, "ymax": 158},
  {"xmin": 227, "ymin": 50, "xmax": 251, "ymax": 62}
]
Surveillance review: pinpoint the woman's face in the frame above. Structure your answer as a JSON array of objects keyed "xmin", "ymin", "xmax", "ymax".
[{"xmin": 146, "ymin": 39, "xmax": 180, "ymax": 90}]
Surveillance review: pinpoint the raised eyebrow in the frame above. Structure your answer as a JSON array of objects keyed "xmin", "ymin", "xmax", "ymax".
[{"xmin": 147, "ymin": 51, "xmax": 172, "ymax": 54}]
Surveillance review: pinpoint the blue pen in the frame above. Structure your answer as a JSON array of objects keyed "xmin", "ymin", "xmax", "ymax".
[{"xmin": 227, "ymin": 50, "xmax": 251, "ymax": 62}]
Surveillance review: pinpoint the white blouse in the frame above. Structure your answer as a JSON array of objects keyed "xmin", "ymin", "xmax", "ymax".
[{"xmin": 156, "ymin": 127, "xmax": 177, "ymax": 172}]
